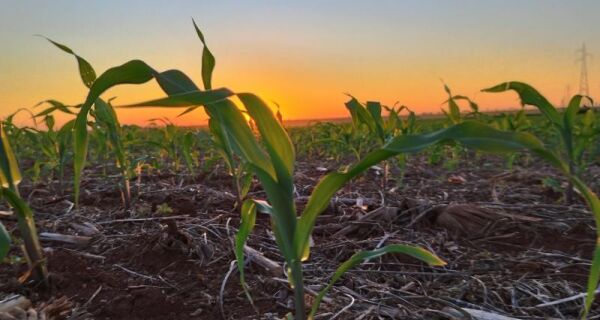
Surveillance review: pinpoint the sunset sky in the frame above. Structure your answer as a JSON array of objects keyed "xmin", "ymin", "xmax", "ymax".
[{"xmin": 1, "ymin": 1, "xmax": 599, "ymax": 126}]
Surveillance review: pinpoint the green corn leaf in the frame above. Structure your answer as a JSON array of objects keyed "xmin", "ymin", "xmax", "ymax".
[
  {"xmin": 72, "ymin": 60, "xmax": 153, "ymax": 205},
  {"xmin": 582, "ymin": 109, "xmax": 595, "ymax": 136},
  {"xmin": 205, "ymin": 100, "xmax": 275, "ymax": 178},
  {"xmin": 295, "ymin": 121, "xmax": 565, "ymax": 259},
  {"xmin": 249, "ymin": 164, "xmax": 296, "ymax": 262},
  {"xmin": 452, "ymin": 95, "xmax": 479, "ymax": 114},
  {"xmin": 584, "ymin": 242, "xmax": 600, "ymax": 318},
  {"xmin": 567, "ymin": 175, "xmax": 600, "ymax": 317},
  {"xmin": 94, "ymin": 99, "xmax": 127, "ymax": 172},
  {"xmin": 448, "ymin": 99, "xmax": 461, "ymax": 123},
  {"xmin": 366, "ymin": 101, "xmax": 386, "ymax": 142},
  {"xmin": 386, "ymin": 108, "xmax": 400, "ymax": 133},
  {"xmin": 208, "ymin": 118, "xmax": 234, "ymax": 172},
  {"xmin": 345, "ymin": 96, "xmax": 376, "ymax": 133},
  {"xmin": 177, "ymin": 106, "xmax": 200, "ymax": 117},
  {"xmin": 235, "ymin": 199, "xmax": 258, "ymax": 306},
  {"xmin": 44, "ymin": 115, "xmax": 56, "ymax": 131},
  {"xmin": 0, "ymin": 123, "xmax": 22, "ymax": 189},
  {"xmin": 182, "ymin": 132, "xmax": 196, "ymax": 174},
  {"xmin": 33, "ymin": 100, "xmax": 77, "ymax": 118},
  {"xmin": 238, "ymin": 93, "xmax": 295, "ymax": 179},
  {"xmin": 117, "ymin": 88, "xmax": 233, "ymax": 108},
  {"xmin": 0, "ymin": 222, "xmax": 9, "ymax": 261},
  {"xmin": 564, "ymin": 95, "xmax": 586, "ymax": 132},
  {"xmin": 42, "ymin": 36, "xmax": 97, "ymax": 88},
  {"xmin": 482, "ymin": 81, "xmax": 562, "ymax": 127},
  {"xmin": 192, "ymin": 19, "xmax": 215, "ymax": 90},
  {"xmin": 309, "ymin": 244, "xmax": 446, "ymax": 318},
  {"xmin": 72, "ymin": 59, "xmax": 232, "ymax": 205},
  {"xmin": 1, "ymin": 187, "xmax": 47, "ymax": 283},
  {"xmin": 155, "ymin": 69, "xmax": 200, "ymax": 93},
  {"xmin": 564, "ymin": 95, "xmax": 594, "ymax": 135}
]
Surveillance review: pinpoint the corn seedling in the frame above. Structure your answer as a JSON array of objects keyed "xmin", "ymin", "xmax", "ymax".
[
  {"xmin": 483, "ymin": 82, "xmax": 600, "ymax": 316},
  {"xmin": 43, "ymin": 37, "xmax": 139, "ymax": 209},
  {"xmin": 345, "ymin": 97, "xmax": 407, "ymax": 198},
  {"xmin": 483, "ymin": 82, "xmax": 595, "ymax": 204},
  {"xmin": 25, "ymin": 110, "xmax": 75, "ymax": 193},
  {"xmin": 493, "ymin": 109, "xmax": 532, "ymax": 168},
  {"xmin": 0, "ymin": 122, "xmax": 48, "ymax": 285}
]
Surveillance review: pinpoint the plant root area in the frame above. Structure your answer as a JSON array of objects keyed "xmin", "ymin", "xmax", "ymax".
[{"xmin": 1, "ymin": 154, "xmax": 599, "ymax": 319}]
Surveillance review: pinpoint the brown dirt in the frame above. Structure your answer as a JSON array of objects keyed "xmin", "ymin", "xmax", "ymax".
[{"xmin": 1, "ymin": 153, "xmax": 599, "ymax": 319}]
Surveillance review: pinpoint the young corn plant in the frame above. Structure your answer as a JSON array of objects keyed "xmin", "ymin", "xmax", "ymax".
[
  {"xmin": 44, "ymin": 37, "xmax": 137, "ymax": 208},
  {"xmin": 345, "ymin": 97, "xmax": 404, "ymax": 198},
  {"xmin": 0, "ymin": 122, "xmax": 48, "ymax": 285},
  {"xmin": 483, "ymin": 81, "xmax": 600, "ymax": 317},
  {"xmin": 25, "ymin": 107, "xmax": 76, "ymax": 193},
  {"xmin": 384, "ymin": 104, "xmax": 418, "ymax": 187},
  {"xmin": 93, "ymin": 99, "xmax": 133, "ymax": 208},
  {"xmin": 493, "ymin": 109, "xmax": 532, "ymax": 168},
  {"xmin": 483, "ymin": 82, "xmax": 595, "ymax": 204},
  {"xmin": 440, "ymin": 85, "xmax": 482, "ymax": 169}
]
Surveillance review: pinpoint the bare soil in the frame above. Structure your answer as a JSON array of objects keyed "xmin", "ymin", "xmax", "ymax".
[{"xmin": 1, "ymin": 153, "xmax": 599, "ymax": 319}]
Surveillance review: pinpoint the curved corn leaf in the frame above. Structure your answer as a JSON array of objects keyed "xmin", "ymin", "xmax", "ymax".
[
  {"xmin": 482, "ymin": 81, "xmax": 562, "ymax": 127},
  {"xmin": 567, "ymin": 175, "xmax": 600, "ymax": 317},
  {"xmin": 117, "ymin": 88, "xmax": 233, "ymax": 108},
  {"xmin": 562, "ymin": 95, "xmax": 588, "ymax": 161},
  {"xmin": 204, "ymin": 100, "xmax": 297, "ymax": 262},
  {"xmin": 345, "ymin": 97, "xmax": 376, "ymax": 133},
  {"xmin": 155, "ymin": 69, "xmax": 200, "ymax": 94},
  {"xmin": 442, "ymin": 84, "xmax": 462, "ymax": 124},
  {"xmin": 0, "ymin": 222, "xmax": 9, "ymax": 261},
  {"xmin": 72, "ymin": 60, "xmax": 233, "ymax": 205},
  {"xmin": 42, "ymin": 36, "xmax": 96, "ymax": 88},
  {"xmin": 206, "ymin": 100, "xmax": 275, "ymax": 178},
  {"xmin": 182, "ymin": 132, "xmax": 196, "ymax": 174},
  {"xmin": 564, "ymin": 95, "xmax": 594, "ymax": 135},
  {"xmin": 308, "ymin": 244, "xmax": 446, "ymax": 318},
  {"xmin": 238, "ymin": 93, "xmax": 295, "ymax": 180},
  {"xmin": 0, "ymin": 123, "xmax": 22, "ymax": 188},
  {"xmin": 192, "ymin": 18, "xmax": 215, "ymax": 90},
  {"xmin": 366, "ymin": 101, "xmax": 385, "ymax": 142},
  {"xmin": 208, "ymin": 118, "xmax": 234, "ymax": 172},
  {"xmin": 1, "ymin": 187, "xmax": 47, "ymax": 283},
  {"xmin": 584, "ymin": 241, "xmax": 600, "ymax": 318},
  {"xmin": 235, "ymin": 199, "xmax": 258, "ymax": 306},
  {"xmin": 94, "ymin": 99, "xmax": 127, "ymax": 172},
  {"xmin": 33, "ymin": 100, "xmax": 77, "ymax": 118},
  {"xmin": 452, "ymin": 95, "xmax": 479, "ymax": 114},
  {"xmin": 295, "ymin": 121, "xmax": 565, "ymax": 258}
]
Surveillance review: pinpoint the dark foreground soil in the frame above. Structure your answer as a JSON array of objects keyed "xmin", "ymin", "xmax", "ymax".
[{"xmin": 1, "ymin": 154, "xmax": 599, "ymax": 319}]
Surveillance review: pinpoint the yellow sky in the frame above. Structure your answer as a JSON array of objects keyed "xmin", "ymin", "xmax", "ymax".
[{"xmin": 1, "ymin": 1, "xmax": 598, "ymax": 127}]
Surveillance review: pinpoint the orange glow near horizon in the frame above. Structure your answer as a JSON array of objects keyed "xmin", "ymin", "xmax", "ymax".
[{"xmin": 1, "ymin": 1, "xmax": 598, "ymax": 127}]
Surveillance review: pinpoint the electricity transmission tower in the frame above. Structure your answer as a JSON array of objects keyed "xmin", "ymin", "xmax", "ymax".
[{"xmin": 576, "ymin": 43, "xmax": 592, "ymax": 97}]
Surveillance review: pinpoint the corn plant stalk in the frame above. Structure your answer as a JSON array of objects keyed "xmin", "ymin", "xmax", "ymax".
[
  {"xmin": 0, "ymin": 222, "xmax": 9, "ymax": 261},
  {"xmin": 0, "ymin": 123, "xmax": 48, "ymax": 285}
]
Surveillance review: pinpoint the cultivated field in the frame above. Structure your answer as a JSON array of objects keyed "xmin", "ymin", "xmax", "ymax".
[{"xmin": 0, "ymin": 22, "xmax": 599, "ymax": 320}]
